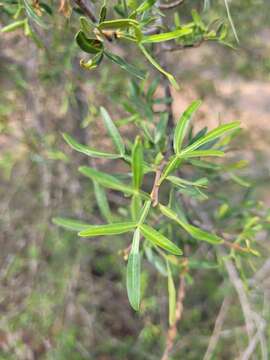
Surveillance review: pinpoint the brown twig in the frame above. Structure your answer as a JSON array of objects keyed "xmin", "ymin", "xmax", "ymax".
[
  {"xmin": 150, "ymin": 161, "xmax": 166, "ymax": 207},
  {"xmin": 161, "ymin": 274, "xmax": 186, "ymax": 360},
  {"xmin": 203, "ymin": 296, "xmax": 231, "ymax": 360},
  {"xmin": 73, "ymin": 0, "xmax": 97, "ymax": 23},
  {"xmin": 159, "ymin": 0, "xmax": 185, "ymax": 10}
]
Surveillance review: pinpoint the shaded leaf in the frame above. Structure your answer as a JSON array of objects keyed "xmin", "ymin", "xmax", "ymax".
[
  {"xmin": 76, "ymin": 31, "xmax": 104, "ymax": 54},
  {"xmin": 93, "ymin": 181, "xmax": 112, "ymax": 222}
]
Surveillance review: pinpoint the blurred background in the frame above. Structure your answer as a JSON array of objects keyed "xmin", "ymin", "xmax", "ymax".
[{"xmin": 0, "ymin": 1, "xmax": 270, "ymax": 359}]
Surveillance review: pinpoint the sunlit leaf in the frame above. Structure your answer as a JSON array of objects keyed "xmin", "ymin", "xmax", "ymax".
[
  {"xmin": 142, "ymin": 28, "xmax": 192, "ymax": 43},
  {"xmin": 63, "ymin": 133, "xmax": 120, "ymax": 159},
  {"xmin": 139, "ymin": 44, "xmax": 179, "ymax": 89},
  {"xmin": 132, "ymin": 136, "xmax": 143, "ymax": 190},
  {"xmin": 174, "ymin": 100, "xmax": 202, "ymax": 154},
  {"xmin": 180, "ymin": 121, "xmax": 240, "ymax": 156},
  {"xmin": 1, "ymin": 19, "xmax": 26, "ymax": 33},
  {"xmin": 159, "ymin": 204, "xmax": 223, "ymax": 244},
  {"xmin": 52, "ymin": 217, "xmax": 91, "ymax": 231},
  {"xmin": 140, "ymin": 224, "xmax": 183, "ymax": 255},
  {"xmin": 179, "ymin": 149, "xmax": 225, "ymax": 158},
  {"xmin": 100, "ymin": 107, "xmax": 125, "ymax": 155},
  {"xmin": 127, "ymin": 228, "xmax": 141, "ymax": 311},
  {"xmin": 79, "ymin": 222, "xmax": 136, "ymax": 237},
  {"xmin": 167, "ymin": 261, "xmax": 176, "ymax": 326}
]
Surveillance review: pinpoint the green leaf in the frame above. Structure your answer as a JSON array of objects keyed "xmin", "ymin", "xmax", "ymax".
[
  {"xmin": 80, "ymin": 17, "xmax": 94, "ymax": 36},
  {"xmin": 159, "ymin": 204, "xmax": 223, "ymax": 244},
  {"xmin": 139, "ymin": 44, "xmax": 179, "ymax": 89},
  {"xmin": 75, "ymin": 31, "xmax": 104, "ymax": 54},
  {"xmin": 104, "ymin": 51, "xmax": 146, "ymax": 80},
  {"xmin": 80, "ymin": 52, "xmax": 104, "ymax": 70},
  {"xmin": 1, "ymin": 19, "xmax": 26, "ymax": 33},
  {"xmin": 99, "ymin": 3, "xmax": 107, "ymax": 23},
  {"xmin": 62, "ymin": 133, "xmax": 120, "ymax": 159},
  {"xmin": 23, "ymin": 0, "xmax": 47, "ymax": 28},
  {"xmin": 180, "ymin": 121, "xmax": 240, "ymax": 156},
  {"xmin": 132, "ymin": 0, "xmax": 157, "ymax": 15},
  {"xmin": 138, "ymin": 200, "xmax": 151, "ymax": 225},
  {"xmin": 127, "ymin": 228, "xmax": 141, "ymax": 311},
  {"xmin": 79, "ymin": 222, "xmax": 136, "ymax": 237},
  {"xmin": 145, "ymin": 247, "xmax": 167, "ymax": 276},
  {"xmin": 79, "ymin": 166, "xmax": 135, "ymax": 195},
  {"xmin": 140, "ymin": 224, "xmax": 182, "ymax": 255},
  {"xmin": 93, "ymin": 181, "xmax": 112, "ymax": 222},
  {"xmin": 179, "ymin": 149, "xmax": 225, "ymax": 158},
  {"xmin": 100, "ymin": 107, "xmax": 125, "ymax": 156},
  {"xmin": 167, "ymin": 261, "xmax": 176, "ymax": 326},
  {"xmin": 132, "ymin": 136, "xmax": 143, "ymax": 190},
  {"xmin": 159, "ymin": 156, "xmax": 183, "ymax": 185},
  {"xmin": 98, "ymin": 18, "xmax": 139, "ymax": 30},
  {"xmin": 173, "ymin": 100, "xmax": 202, "ymax": 154},
  {"xmin": 52, "ymin": 217, "xmax": 91, "ymax": 231},
  {"xmin": 142, "ymin": 28, "xmax": 192, "ymax": 43},
  {"xmin": 131, "ymin": 195, "xmax": 142, "ymax": 221},
  {"xmin": 167, "ymin": 176, "xmax": 208, "ymax": 189}
]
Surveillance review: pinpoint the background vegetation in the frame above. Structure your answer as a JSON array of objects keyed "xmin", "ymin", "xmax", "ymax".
[{"xmin": 0, "ymin": 0, "xmax": 270, "ymax": 359}]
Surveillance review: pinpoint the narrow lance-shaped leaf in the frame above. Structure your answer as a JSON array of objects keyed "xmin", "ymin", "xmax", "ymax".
[
  {"xmin": 127, "ymin": 228, "xmax": 141, "ymax": 311},
  {"xmin": 93, "ymin": 181, "xmax": 112, "ymax": 222},
  {"xmin": 100, "ymin": 107, "xmax": 125, "ymax": 155},
  {"xmin": 79, "ymin": 222, "xmax": 136, "ymax": 237},
  {"xmin": 178, "ymin": 149, "xmax": 225, "ymax": 158},
  {"xmin": 104, "ymin": 51, "xmax": 146, "ymax": 80},
  {"xmin": 79, "ymin": 166, "xmax": 135, "ymax": 195},
  {"xmin": 180, "ymin": 121, "xmax": 240, "ymax": 156},
  {"xmin": 62, "ymin": 133, "xmax": 120, "ymax": 159},
  {"xmin": 1, "ymin": 19, "xmax": 26, "ymax": 33},
  {"xmin": 52, "ymin": 217, "xmax": 91, "ymax": 231},
  {"xmin": 167, "ymin": 261, "xmax": 176, "ymax": 326},
  {"xmin": 174, "ymin": 100, "xmax": 202, "ymax": 154},
  {"xmin": 140, "ymin": 224, "xmax": 183, "ymax": 255},
  {"xmin": 138, "ymin": 200, "xmax": 151, "ymax": 225},
  {"xmin": 142, "ymin": 28, "xmax": 192, "ymax": 43},
  {"xmin": 159, "ymin": 156, "xmax": 183, "ymax": 185},
  {"xmin": 132, "ymin": 0, "xmax": 158, "ymax": 15},
  {"xmin": 159, "ymin": 204, "xmax": 223, "ymax": 244},
  {"xmin": 139, "ymin": 44, "xmax": 179, "ymax": 89},
  {"xmin": 132, "ymin": 136, "xmax": 143, "ymax": 190}
]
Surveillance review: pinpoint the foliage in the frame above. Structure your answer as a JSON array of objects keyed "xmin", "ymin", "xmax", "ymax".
[{"xmin": 1, "ymin": 0, "xmax": 270, "ymax": 359}]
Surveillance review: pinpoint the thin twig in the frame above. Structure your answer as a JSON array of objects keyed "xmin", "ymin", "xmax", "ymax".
[
  {"xmin": 73, "ymin": 0, "xmax": 97, "ymax": 23},
  {"xmin": 203, "ymin": 296, "xmax": 231, "ymax": 360},
  {"xmin": 161, "ymin": 274, "xmax": 185, "ymax": 360},
  {"xmin": 150, "ymin": 161, "xmax": 165, "ymax": 207},
  {"xmin": 159, "ymin": 0, "xmax": 185, "ymax": 10},
  {"xmin": 220, "ymin": 249, "xmax": 255, "ymax": 341}
]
